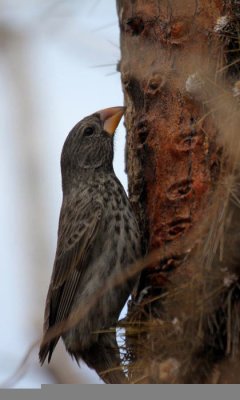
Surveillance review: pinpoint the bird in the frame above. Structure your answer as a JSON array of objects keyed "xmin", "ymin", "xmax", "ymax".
[{"xmin": 39, "ymin": 106, "xmax": 141, "ymax": 383}]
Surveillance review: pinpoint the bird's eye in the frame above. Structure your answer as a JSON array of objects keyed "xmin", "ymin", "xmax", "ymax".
[{"xmin": 83, "ymin": 127, "xmax": 94, "ymax": 136}]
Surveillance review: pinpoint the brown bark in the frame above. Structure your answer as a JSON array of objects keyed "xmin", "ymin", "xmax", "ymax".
[{"xmin": 116, "ymin": 0, "xmax": 240, "ymax": 383}]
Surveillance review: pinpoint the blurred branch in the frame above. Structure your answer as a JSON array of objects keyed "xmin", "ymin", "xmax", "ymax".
[
  {"xmin": 0, "ymin": 338, "xmax": 98, "ymax": 386},
  {"xmin": 0, "ymin": 340, "xmax": 39, "ymax": 388}
]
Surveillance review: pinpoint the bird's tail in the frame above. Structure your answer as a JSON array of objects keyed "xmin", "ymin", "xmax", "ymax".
[
  {"xmin": 74, "ymin": 332, "xmax": 128, "ymax": 384},
  {"xmin": 39, "ymin": 336, "xmax": 60, "ymax": 365}
]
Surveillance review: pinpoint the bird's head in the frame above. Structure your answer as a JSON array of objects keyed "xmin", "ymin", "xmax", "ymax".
[{"xmin": 60, "ymin": 106, "xmax": 125, "ymax": 190}]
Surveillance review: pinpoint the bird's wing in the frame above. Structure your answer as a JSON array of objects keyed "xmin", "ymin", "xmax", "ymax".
[{"xmin": 39, "ymin": 194, "xmax": 102, "ymax": 363}]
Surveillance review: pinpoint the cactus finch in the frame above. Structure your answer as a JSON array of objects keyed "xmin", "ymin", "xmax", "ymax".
[{"xmin": 39, "ymin": 107, "xmax": 141, "ymax": 383}]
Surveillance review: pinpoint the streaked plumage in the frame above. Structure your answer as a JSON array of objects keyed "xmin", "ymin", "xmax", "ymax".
[{"xmin": 39, "ymin": 107, "xmax": 141, "ymax": 383}]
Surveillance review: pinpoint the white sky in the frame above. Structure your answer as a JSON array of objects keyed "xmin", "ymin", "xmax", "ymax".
[{"xmin": 0, "ymin": 0, "xmax": 127, "ymax": 386}]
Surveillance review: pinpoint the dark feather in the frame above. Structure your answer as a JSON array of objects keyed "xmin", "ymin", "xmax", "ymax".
[{"xmin": 39, "ymin": 197, "xmax": 102, "ymax": 364}]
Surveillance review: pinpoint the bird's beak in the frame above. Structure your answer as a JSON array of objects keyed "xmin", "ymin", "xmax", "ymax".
[{"xmin": 99, "ymin": 106, "xmax": 126, "ymax": 136}]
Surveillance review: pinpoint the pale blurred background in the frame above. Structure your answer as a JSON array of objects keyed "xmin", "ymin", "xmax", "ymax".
[{"xmin": 0, "ymin": 0, "xmax": 127, "ymax": 386}]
